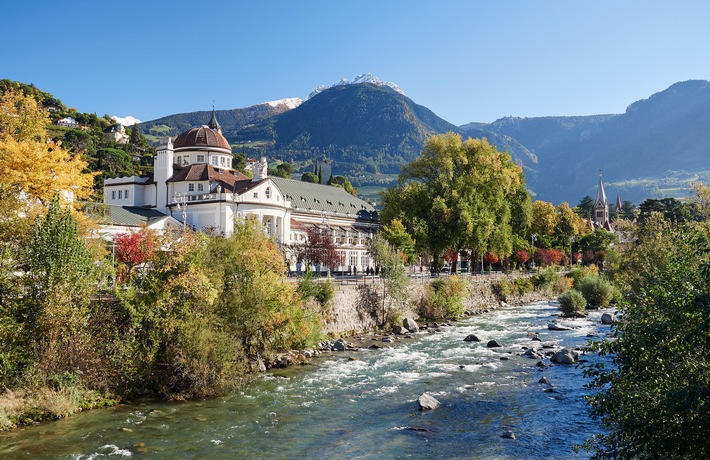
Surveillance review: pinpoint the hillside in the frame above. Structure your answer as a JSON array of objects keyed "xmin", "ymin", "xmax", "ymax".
[
  {"xmin": 140, "ymin": 100, "xmax": 300, "ymax": 145},
  {"xmin": 467, "ymin": 80, "xmax": 710, "ymax": 203}
]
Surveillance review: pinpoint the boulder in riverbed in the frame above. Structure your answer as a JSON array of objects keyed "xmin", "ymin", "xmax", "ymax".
[
  {"xmin": 487, "ymin": 339, "xmax": 502, "ymax": 348},
  {"xmin": 403, "ymin": 317, "xmax": 419, "ymax": 332},
  {"xmin": 417, "ymin": 393, "xmax": 440, "ymax": 410},
  {"xmin": 601, "ymin": 312, "xmax": 616, "ymax": 324},
  {"xmin": 548, "ymin": 322, "xmax": 572, "ymax": 331},
  {"xmin": 551, "ymin": 348, "xmax": 578, "ymax": 364},
  {"xmin": 463, "ymin": 334, "xmax": 482, "ymax": 342}
]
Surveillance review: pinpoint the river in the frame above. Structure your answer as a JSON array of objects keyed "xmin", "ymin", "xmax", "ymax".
[{"xmin": 0, "ymin": 301, "xmax": 611, "ymax": 459}]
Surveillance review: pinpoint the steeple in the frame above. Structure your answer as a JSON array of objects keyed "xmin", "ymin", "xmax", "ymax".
[
  {"xmin": 208, "ymin": 103, "xmax": 222, "ymax": 133},
  {"xmin": 594, "ymin": 171, "xmax": 611, "ymax": 230}
]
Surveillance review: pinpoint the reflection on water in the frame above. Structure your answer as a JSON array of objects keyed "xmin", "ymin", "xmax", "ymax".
[{"xmin": 0, "ymin": 301, "xmax": 611, "ymax": 459}]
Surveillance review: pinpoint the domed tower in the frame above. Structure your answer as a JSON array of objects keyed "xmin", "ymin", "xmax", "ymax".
[{"xmin": 172, "ymin": 107, "xmax": 232, "ymax": 168}]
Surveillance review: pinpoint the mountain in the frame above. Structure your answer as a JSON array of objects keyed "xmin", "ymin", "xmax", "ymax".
[
  {"xmin": 230, "ymin": 83, "xmax": 464, "ymax": 177},
  {"xmin": 466, "ymin": 80, "xmax": 710, "ymax": 203},
  {"xmin": 139, "ymin": 99, "xmax": 301, "ymax": 144},
  {"xmin": 308, "ymin": 73, "xmax": 406, "ymax": 99}
]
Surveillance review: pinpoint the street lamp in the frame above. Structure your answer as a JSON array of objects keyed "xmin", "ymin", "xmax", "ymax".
[
  {"xmin": 531, "ymin": 233, "xmax": 538, "ymax": 269},
  {"xmin": 174, "ymin": 192, "xmax": 187, "ymax": 231},
  {"xmin": 570, "ymin": 236, "xmax": 576, "ymax": 266}
]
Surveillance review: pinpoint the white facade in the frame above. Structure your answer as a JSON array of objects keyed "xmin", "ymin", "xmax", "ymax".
[{"xmin": 102, "ymin": 115, "xmax": 378, "ymax": 272}]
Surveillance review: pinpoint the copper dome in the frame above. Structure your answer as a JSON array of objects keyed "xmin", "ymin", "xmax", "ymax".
[{"xmin": 173, "ymin": 126, "xmax": 231, "ymax": 150}]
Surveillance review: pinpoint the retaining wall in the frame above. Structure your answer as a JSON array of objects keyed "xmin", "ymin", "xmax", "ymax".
[{"xmin": 320, "ymin": 273, "xmax": 552, "ymax": 335}]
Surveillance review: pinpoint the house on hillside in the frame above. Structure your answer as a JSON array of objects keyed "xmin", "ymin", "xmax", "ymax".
[
  {"xmin": 57, "ymin": 117, "xmax": 79, "ymax": 128},
  {"xmin": 102, "ymin": 109, "xmax": 379, "ymax": 273},
  {"xmin": 105, "ymin": 124, "xmax": 129, "ymax": 144}
]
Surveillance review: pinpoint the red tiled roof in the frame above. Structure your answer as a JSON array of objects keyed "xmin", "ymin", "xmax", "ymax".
[
  {"xmin": 173, "ymin": 126, "xmax": 231, "ymax": 150},
  {"xmin": 168, "ymin": 164, "xmax": 250, "ymax": 191}
]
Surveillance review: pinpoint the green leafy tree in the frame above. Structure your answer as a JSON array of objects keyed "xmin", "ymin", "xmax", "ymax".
[
  {"xmin": 21, "ymin": 198, "xmax": 99, "ymax": 379},
  {"xmin": 129, "ymin": 125, "xmax": 147, "ymax": 147},
  {"xmin": 328, "ymin": 174, "xmax": 357, "ymax": 196},
  {"xmin": 379, "ymin": 219, "xmax": 416, "ymax": 264},
  {"xmin": 381, "ymin": 133, "xmax": 527, "ymax": 272},
  {"xmin": 301, "ymin": 172, "xmax": 318, "ymax": 183},
  {"xmin": 368, "ymin": 234, "xmax": 410, "ymax": 326},
  {"xmin": 574, "ymin": 195, "xmax": 595, "ymax": 220},
  {"xmin": 581, "ymin": 221, "xmax": 710, "ymax": 459},
  {"xmin": 208, "ymin": 217, "xmax": 320, "ymax": 360}
]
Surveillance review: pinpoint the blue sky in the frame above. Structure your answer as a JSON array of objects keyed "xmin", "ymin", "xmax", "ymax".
[{"xmin": 3, "ymin": 0, "xmax": 709, "ymax": 125}]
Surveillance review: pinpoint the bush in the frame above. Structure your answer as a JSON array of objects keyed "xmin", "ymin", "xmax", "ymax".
[
  {"xmin": 558, "ymin": 289, "xmax": 587, "ymax": 316},
  {"xmin": 553, "ymin": 276, "xmax": 573, "ymax": 294},
  {"xmin": 492, "ymin": 279, "xmax": 513, "ymax": 301},
  {"xmin": 297, "ymin": 271, "xmax": 333, "ymax": 307},
  {"xmin": 567, "ymin": 266, "xmax": 598, "ymax": 289},
  {"xmin": 533, "ymin": 267, "xmax": 560, "ymax": 291},
  {"xmin": 514, "ymin": 277, "xmax": 534, "ymax": 295},
  {"xmin": 577, "ymin": 275, "xmax": 615, "ymax": 307},
  {"xmin": 420, "ymin": 276, "xmax": 466, "ymax": 320}
]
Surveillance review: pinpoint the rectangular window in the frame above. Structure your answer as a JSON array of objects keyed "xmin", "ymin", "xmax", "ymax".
[
  {"xmin": 220, "ymin": 157, "xmax": 226, "ymax": 166},
  {"xmin": 197, "ymin": 154, "xmax": 205, "ymax": 162},
  {"xmin": 197, "ymin": 183, "xmax": 204, "ymax": 192},
  {"xmin": 118, "ymin": 190, "xmax": 122, "ymax": 199},
  {"xmin": 111, "ymin": 190, "xmax": 116, "ymax": 200},
  {"xmin": 188, "ymin": 184, "xmax": 195, "ymax": 192},
  {"xmin": 253, "ymin": 192, "xmax": 258, "ymax": 198},
  {"xmin": 124, "ymin": 189, "xmax": 129, "ymax": 200},
  {"xmin": 212, "ymin": 157, "xmax": 219, "ymax": 166}
]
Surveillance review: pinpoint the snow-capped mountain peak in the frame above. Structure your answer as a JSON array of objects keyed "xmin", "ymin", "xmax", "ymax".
[
  {"xmin": 111, "ymin": 115, "xmax": 141, "ymax": 126},
  {"xmin": 264, "ymin": 98, "xmax": 303, "ymax": 109},
  {"xmin": 308, "ymin": 73, "xmax": 405, "ymax": 99}
]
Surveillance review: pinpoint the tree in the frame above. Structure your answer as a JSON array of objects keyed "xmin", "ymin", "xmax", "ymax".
[
  {"xmin": 21, "ymin": 197, "xmax": 99, "ymax": 378},
  {"xmin": 638, "ymin": 198, "xmax": 691, "ymax": 224},
  {"xmin": 129, "ymin": 125, "xmax": 147, "ymax": 147},
  {"xmin": 0, "ymin": 89, "xmax": 48, "ymax": 142},
  {"xmin": 290, "ymin": 226, "xmax": 340, "ymax": 271},
  {"xmin": 514, "ymin": 249, "xmax": 529, "ymax": 268},
  {"xmin": 582, "ymin": 221, "xmax": 710, "ymax": 459},
  {"xmin": 328, "ymin": 174, "xmax": 357, "ymax": 196},
  {"xmin": 687, "ymin": 182, "xmax": 710, "ymax": 221},
  {"xmin": 115, "ymin": 230, "xmax": 155, "ymax": 283},
  {"xmin": 619, "ymin": 200, "xmax": 638, "ymax": 221},
  {"xmin": 301, "ymin": 172, "xmax": 318, "ymax": 183},
  {"xmin": 381, "ymin": 133, "xmax": 527, "ymax": 272},
  {"xmin": 379, "ymin": 219, "xmax": 416, "ymax": 264},
  {"xmin": 0, "ymin": 90, "xmax": 96, "ymax": 205},
  {"xmin": 208, "ymin": 217, "xmax": 320, "ymax": 360},
  {"xmin": 530, "ymin": 200, "xmax": 558, "ymax": 247},
  {"xmin": 368, "ymin": 234, "xmax": 409, "ymax": 326},
  {"xmin": 574, "ymin": 195, "xmax": 595, "ymax": 220}
]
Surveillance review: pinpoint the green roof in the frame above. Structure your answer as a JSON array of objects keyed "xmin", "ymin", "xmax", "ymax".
[
  {"xmin": 100, "ymin": 205, "xmax": 172, "ymax": 227},
  {"xmin": 270, "ymin": 177, "xmax": 376, "ymax": 218}
]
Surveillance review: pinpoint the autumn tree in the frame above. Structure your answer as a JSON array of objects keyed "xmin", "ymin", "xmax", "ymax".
[
  {"xmin": 368, "ymin": 234, "xmax": 409, "ymax": 326},
  {"xmin": 0, "ymin": 90, "xmax": 96, "ymax": 205},
  {"xmin": 530, "ymin": 200, "xmax": 558, "ymax": 247},
  {"xmin": 381, "ymin": 133, "xmax": 528, "ymax": 272},
  {"xmin": 290, "ymin": 226, "xmax": 340, "ymax": 271},
  {"xmin": 687, "ymin": 182, "xmax": 710, "ymax": 221},
  {"xmin": 115, "ymin": 230, "xmax": 156, "ymax": 283}
]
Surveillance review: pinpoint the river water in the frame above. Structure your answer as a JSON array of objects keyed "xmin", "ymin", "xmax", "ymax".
[{"xmin": 0, "ymin": 301, "xmax": 611, "ymax": 459}]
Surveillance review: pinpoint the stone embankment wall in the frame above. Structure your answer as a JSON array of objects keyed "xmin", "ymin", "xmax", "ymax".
[{"xmin": 321, "ymin": 273, "xmax": 550, "ymax": 335}]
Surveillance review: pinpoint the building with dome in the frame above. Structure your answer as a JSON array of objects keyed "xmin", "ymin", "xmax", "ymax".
[{"xmin": 103, "ymin": 109, "xmax": 379, "ymax": 272}]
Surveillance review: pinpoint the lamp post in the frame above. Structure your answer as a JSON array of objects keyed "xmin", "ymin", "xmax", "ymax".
[
  {"xmin": 531, "ymin": 233, "xmax": 538, "ymax": 269},
  {"xmin": 174, "ymin": 192, "xmax": 187, "ymax": 231}
]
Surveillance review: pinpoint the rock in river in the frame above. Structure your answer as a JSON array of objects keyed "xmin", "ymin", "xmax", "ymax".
[
  {"xmin": 403, "ymin": 317, "xmax": 419, "ymax": 332},
  {"xmin": 463, "ymin": 334, "xmax": 482, "ymax": 342},
  {"xmin": 417, "ymin": 393, "xmax": 440, "ymax": 410},
  {"xmin": 551, "ymin": 348, "xmax": 578, "ymax": 364}
]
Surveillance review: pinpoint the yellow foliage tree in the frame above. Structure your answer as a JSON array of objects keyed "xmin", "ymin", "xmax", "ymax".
[{"xmin": 0, "ymin": 90, "xmax": 96, "ymax": 204}]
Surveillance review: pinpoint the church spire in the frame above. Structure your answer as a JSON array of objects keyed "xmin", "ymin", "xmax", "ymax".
[
  {"xmin": 208, "ymin": 103, "xmax": 222, "ymax": 133},
  {"xmin": 595, "ymin": 171, "xmax": 607, "ymax": 208}
]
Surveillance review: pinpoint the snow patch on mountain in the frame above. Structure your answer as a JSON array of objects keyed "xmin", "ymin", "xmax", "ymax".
[
  {"xmin": 308, "ymin": 73, "xmax": 405, "ymax": 99},
  {"xmin": 111, "ymin": 115, "xmax": 141, "ymax": 126},
  {"xmin": 264, "ymin": 98, "xmax": 303, "ymax": 109}
]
